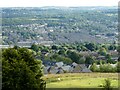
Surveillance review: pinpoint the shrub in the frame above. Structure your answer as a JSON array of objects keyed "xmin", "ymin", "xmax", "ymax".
[
  {"xmin": 90, "ymin": 63, "xmax": 99, "ymax": 72},
  {"xmin": 103, "ymin": 78, "xmax": 112, "ymax": 90}
]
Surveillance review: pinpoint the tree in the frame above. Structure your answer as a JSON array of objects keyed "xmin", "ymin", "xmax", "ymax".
[
  {"xmin": 79, "ymin": 58, "xmax": 85, "ymax": 64},
  {"xmin": 106, "ymin": 54, "xmax": 113, "ymax": 64},
  {"xmin": 62, "ymin": 57, "xmax": 72, "ymax": 64},
  {"xmin": 118, "ymin": 57, "xmax": 120, "ymax": 61},
  {"xmin": 2, "ymin": 48, "xmax": 46, "ymax": 90},
  {"xmin": 31, "ymin": 44, "xmax": 39, "ymax": 52},
  {"xmin": 117, "ymin": 61, "xmax": 120, "ymax": 72},
  {"xmin": 90, "ymin": 63, "xmax": 99, "ymax": 72},
  {"xmin": 95, "ymin": 60, "xmax": 106, "ymax": 65},
  {"xmin": 0, "ymin": 49, "xmax": 1, "ymax": 90},
  {"xmin": 85, "ymin": 43, "xmax": 96, "ymax": 51},
  {"xmin": 117, "ymin": 45, "xmax": 120, "ymax": 53},
  {"xmin": 85, "ymin": 56, "xmax": 95, "ymax": 67},
  {"xmin": 50, "ymin": 54, "xmax": 72, "ymax": 64},
  {"xmin": 99, "ymin": 63, "xmax": 104, "ymax": 72},
  {"xmin": 98, "ymin": 47, "xmax": 107, "ymax": 56},
  {"xmin": 51, "ymin": 45, "xmax": 59, "ymax": 50},
  {"xmin": 67, "ymin": 51, "xmax": 82, "ymax": 64},
  {"xmin": 99, "ymin": 63, "xmax": 115, "ymax": 72},
  {"xmin": 107, "ymin": 63, "xmax": 114, "ymax": 72},
  {"xmin": 58, "ymin": 49, "xmax": 66, "ymax": 55},
  {"xmin": 108, "ymin": 45, "xmax": 116, "ymax": 50}
]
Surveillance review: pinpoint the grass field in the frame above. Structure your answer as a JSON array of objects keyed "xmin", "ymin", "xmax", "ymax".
[{"xmin": 42, "ymin": 73, "xmax": 119, "ymax": 88}]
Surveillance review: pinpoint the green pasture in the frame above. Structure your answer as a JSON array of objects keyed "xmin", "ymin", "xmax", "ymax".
[{"xmin": 42, "ymin": 73, "xmax": 119, "ymax": 88}]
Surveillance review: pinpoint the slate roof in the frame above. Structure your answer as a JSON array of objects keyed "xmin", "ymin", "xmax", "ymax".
[
  {"xmin": 43, "ymin": 62, "xmax": 92, "ymax": 74},
  {"xmin": 71, "ymin": 64, "xmax": 91, "ymax": 73},
  {"xmin": 81, "ymin": 68, "xmax": 92, "ymax": 73},
  {"xmin": 55, "ymin": 62, "xmax": 64, "ymax": 67},
  {"xmin": 43, "ymin": 66, "xmax": 50, "ymax": 74},
  {"xmin": 56, "ymin": 69, "xmax": 64, "ymax": 74},
  {"xmin": 47, "ymin": 66, "xmax": 58, "ymax": 74},
  {"xmin": 72, "ymin": 65, "xmax": 82, "ymax": 73},
  {"xmin": 71, "ymin": 62, "xmax": 78, "ymax": 67},
  {"xmin": 62, "ymin": 65, "xmax": 71, "ymax": 72}
]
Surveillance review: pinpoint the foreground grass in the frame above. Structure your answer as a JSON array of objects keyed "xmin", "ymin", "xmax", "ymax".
[{"xmin": 42, "ymin": 73, "xmax": 118, "ymax": 88}]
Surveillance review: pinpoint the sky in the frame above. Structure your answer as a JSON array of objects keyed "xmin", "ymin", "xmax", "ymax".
[{"xmin": 0, "ymin": 0, "xmax": 120, "ymax": 7}]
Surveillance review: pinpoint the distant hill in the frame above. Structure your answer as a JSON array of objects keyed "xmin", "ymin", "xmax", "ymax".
[{"xmin": 2, "ymin": 7, "xmax": 118, "ymax": 45}]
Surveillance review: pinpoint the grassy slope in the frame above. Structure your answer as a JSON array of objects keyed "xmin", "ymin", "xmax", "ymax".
[{"xmin": 42, "ymin": 73, "xmax": 118, "ymax": 88}]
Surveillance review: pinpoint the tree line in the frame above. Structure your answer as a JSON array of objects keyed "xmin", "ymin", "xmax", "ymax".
[{"xmin": 30, "ymin": 43, "xmax": 118, "ymax": 65}]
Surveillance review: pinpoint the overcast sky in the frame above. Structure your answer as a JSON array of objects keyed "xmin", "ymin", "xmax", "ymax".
[{"xmin": 0, "ymin": 0, "xmax": 120, "ymax": 7}]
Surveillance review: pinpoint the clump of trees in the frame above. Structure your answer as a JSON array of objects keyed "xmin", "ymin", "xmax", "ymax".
[
  {"xmin": 29, "ymin": 43, "xmax": 118, "ymax": 66},
  {"xmin": 2, "ymin": 47, "xmax": 46, "ymax": 89},
  {"xmin": 90, "ymin": 62, "xmax": 120, "ymax": 72},
  {"xmin": 66, "ymin": 50, "xmax": 83, "ymax": 64},
  {"xmin": 50, "ymin": 54, "xmax": 72, "ymax": 64}
]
